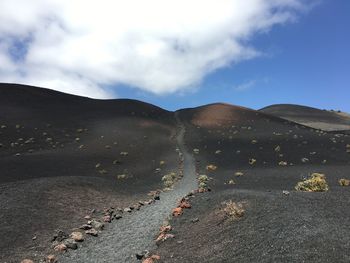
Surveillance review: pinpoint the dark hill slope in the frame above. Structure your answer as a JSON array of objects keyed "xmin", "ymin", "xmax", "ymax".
[
  {"xmin": 155, "ymin": 103, "xmax": 350, "ymax": 263},
  {"xmin": 260, "ymin": 104, "xmax": 350, "ymax": 131},
  {"xmin": 0, "ymin": 83, "xmax": 178, "ymax": 262}
]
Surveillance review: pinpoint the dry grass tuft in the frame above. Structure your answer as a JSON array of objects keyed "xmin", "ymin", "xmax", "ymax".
[
  {"xmin": 206, "ymin": 164, "xmax": 217, "ymax": 171},
  {"xmin": 222, "ymin": 200, "xmax": 245, "ymax": 219},
  {"xmin": 339, "ymin": 178, "xmax": 350, "ymax": 186},
  {"xmin": 295, "ymin": 173, "xmax": 329, "ymax": 192}
]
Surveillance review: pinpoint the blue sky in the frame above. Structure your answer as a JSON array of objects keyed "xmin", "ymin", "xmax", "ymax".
[
  {"xmin": 114, "ymin": 0, "xmax": 350, "ymax": 111},
  {"xmin": 0, "ymin": 0, "xmax": 349, "ymax": 112}
]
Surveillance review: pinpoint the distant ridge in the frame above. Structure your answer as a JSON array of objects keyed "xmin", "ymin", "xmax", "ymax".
[{"xmin": 260, "ymin": 104, "xmax": 350, "ymax": 131}]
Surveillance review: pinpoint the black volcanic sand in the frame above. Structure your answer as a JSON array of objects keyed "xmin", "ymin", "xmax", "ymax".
[
  {"xmin": 0, "ymin": 84, "xmax": 178, "ymax": 262},
  {"xmin": 155, "ymin": 104, "xmax": 350, "ymax": 262}
]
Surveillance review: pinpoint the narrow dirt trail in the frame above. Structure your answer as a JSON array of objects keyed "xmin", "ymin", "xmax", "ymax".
[{"xmin": 60, "ymin": 112, "xmax": 197, "ymax": 263}]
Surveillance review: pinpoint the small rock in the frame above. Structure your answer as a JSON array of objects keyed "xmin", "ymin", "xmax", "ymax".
[
  {"xmin": 54, "ymin": 243, "xmax": 67, "ymax": 252},
  {"xmin": 20, "ymin": 260, "xmax": 34, "ymax": 263},
  {"xmin": 70, "ymin": 231, "xmax": 84, "ymax": 242},
  {"xmin": 282, "ymin": 190, "xmax": 290, "ymax": 195},
  {"xmin": 84, "ymin": 215, "xmax": 92, "ymax": 220},
  {"xmin": 191, "ymin": 218, "xmax": 199, "ymax": 223},
  {"xmin": 46, "ymin": 255, "xmax": 57, "ymax": 263},
  {"xmin": 63, "ymin": 238, "xmax": 78, "ymax": 250},
  {"xmin": 52, "ymin": 230, "xmax": 68, "ymax": 242},
  {"xmin": 114, "ymin": 214, "xmax": 123, "ymax": 220},
  {"xmin": 136, "ymin": 250, "xmax": 149, "ymax": 260},
  {"xmin": 90, "ymin": 220, "xmax": 104, "ymax": 230},
  {"xmin": 172, "ymin": 207, "xmax": 183, "ymax": 217},
  {"xmin": 32, "ymin": 235, "xmax": 37, "ymax": 240},
  {"xmin": 103, "ymin": 215, "xmax": 112, "ymax": 223},
  {"xmin": 124, "ymin": 207, "xmax": 132, "ymax": 213},
  {"xmin": 179, "ymin": 200, "xmax": 191, "ymax": 209},
  {"xmin": 85, "ymin": 228, "xmax": 98, "ymax": 236},
  {"xmin": 79, "ymin": 224, "xmax": 92, "ymax": 230}
]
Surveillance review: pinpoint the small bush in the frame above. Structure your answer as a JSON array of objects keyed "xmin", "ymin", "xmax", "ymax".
[
  {"xmin": 117, "ymin": 174, "xmax": 127, "ymax": 180},
  {"xmin": 198, "ymin": 174, "xmax": 209, "ymax": 190},
  {"xmin": 222, "ymin": 201, "xmax": 245, "ymax": 219},
  {"xmin": 162, "ymin": 172, "xmax": 177, "ymax": 188},
  {"xmin": 249, "ymin": 158, "xmax": 256, "ymax": 165},
  {"xmin": 206, "ymin": 164, "xmax": 217, "ymax": 171},
  {"xmin": 228, "ymin": 179, "xmax": 235, "ymax": 185},
  {"xmin": 295, "ymin": 173, "xmax": 329, "ymax": 192},
  {"xmin": 234, "ymin": 171, "xmax": 244, "ymax": 177},
  {"xmin": 339, "ymin": 178, "xmax": 350, "ymax": 186},
  {"xmin": 279, "ymin": 161, "xmax": 288, "ymax": 166}
]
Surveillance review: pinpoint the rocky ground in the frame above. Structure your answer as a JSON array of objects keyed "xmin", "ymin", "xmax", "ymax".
[{"xmin": 154, "ymin": 104, "xmax": 350, "ymax": 262}]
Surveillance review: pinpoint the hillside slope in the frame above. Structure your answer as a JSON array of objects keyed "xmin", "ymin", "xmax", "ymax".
[
  {"xmin": 260, "ymin": 104, "xmax": 350, "ymax": 131},
  {"xmin": 155, "ymin": 103, "xmax": 350, "ymax": 262},
  {"xmin": 0, "ymin": 83, "xmax": 178, "ymax": 262}
]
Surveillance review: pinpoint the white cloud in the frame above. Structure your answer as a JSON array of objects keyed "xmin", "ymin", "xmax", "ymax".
[
  {"xmin": 234, "ymin": 80, "xmax": 257, "ymax": 91},
  {"xmin": 0, "ymin": 0, "xmax": 309, "ymax": 98}
]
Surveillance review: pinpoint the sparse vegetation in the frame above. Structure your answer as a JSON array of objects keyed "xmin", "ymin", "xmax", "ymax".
[
  {"xmin": 98, "ymin": 169, "xmax": 108, "ymax": 175},
  {"xmin": 117, "ymin": 174, "xmax": 127, "ymax": 180},
  {"xmin": 279, "ymin": 161, "xmax": 288, "ymax": 166},
  {"xmin": 228, "ymin": 179, "xmax": 235, "ymax": 185},
  {"xmin": 206, "ymin": 164, "xmax": 217, "ymax": 171},
  {"xmin": 234, "ymin": 171, "xmax": 244, "ymax": 177},
  {"xmin": 162, "ymin": 172, "xmax": 177, "ymax": 188},
  {"xmin": 295, "ymin": 173, "xmax": 329, "ymax": 192},
  {"xmin": 198, "ymin": 174, "xmax": 209, "ymax": 190},
  {"xmin": 249, "ymin": 158, "xmax": 256, "ymax": 165},
  {"xmin": 339, "ymin": 178, "xmax": 350, "ymax": 186},
  {"xmin": 222, "ymin": 200, "xmax": 245, "ymax": 219}
]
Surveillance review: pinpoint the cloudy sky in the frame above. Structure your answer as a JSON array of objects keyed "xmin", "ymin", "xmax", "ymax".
[{"xmin": 0, "ymin": 0, "xmax": 349, "ymax": 111}]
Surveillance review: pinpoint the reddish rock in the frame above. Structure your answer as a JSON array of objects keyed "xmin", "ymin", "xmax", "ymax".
[
  {"xmin": 156, "ymin": 233, "xmax": 166, "ymax": 243},
  {"xmin": 179, "ymin": 200, "xmax": 191, "ymax": 209},
  {"xmin": 142, "ymin": 254, "xmax": 161, "ymax": 263},
  {"xmin": 151, "ymin": 255, "xmax": 161, "ymax": 260},
  {"xmin": 103, "ymin": 215, "xmax": 112, "ymax": 222},
  {"xmin": 20, "ymin": 260, "xmax": 34, "ymax": 263},
  {"xmin": 54, "ymin": 243, "xmax": 67, "ymax": 252},
  {"xmin": 46, "ymin": 255, "xmax": 57, "ymax": 263},
  {"xmin": 159, "ymin": 225, "xmax": 171, "ymax": 233},
  {"xmin": 70, "ymin": 231, "xmax": 84, "ymax": 242},
  {"xmin": 172, "ymin": 207, "xmax": 183, "ymax": 217}
]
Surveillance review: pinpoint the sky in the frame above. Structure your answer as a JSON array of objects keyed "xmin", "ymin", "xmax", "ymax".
[{"xmin": 0, "ymin": 0, "xmax": 349, "ymax": 111}]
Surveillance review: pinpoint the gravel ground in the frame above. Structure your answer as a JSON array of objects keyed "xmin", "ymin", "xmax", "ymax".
[{"xmin": 59, "ymin": 113, "xmax": 198, "ymax": 263}]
